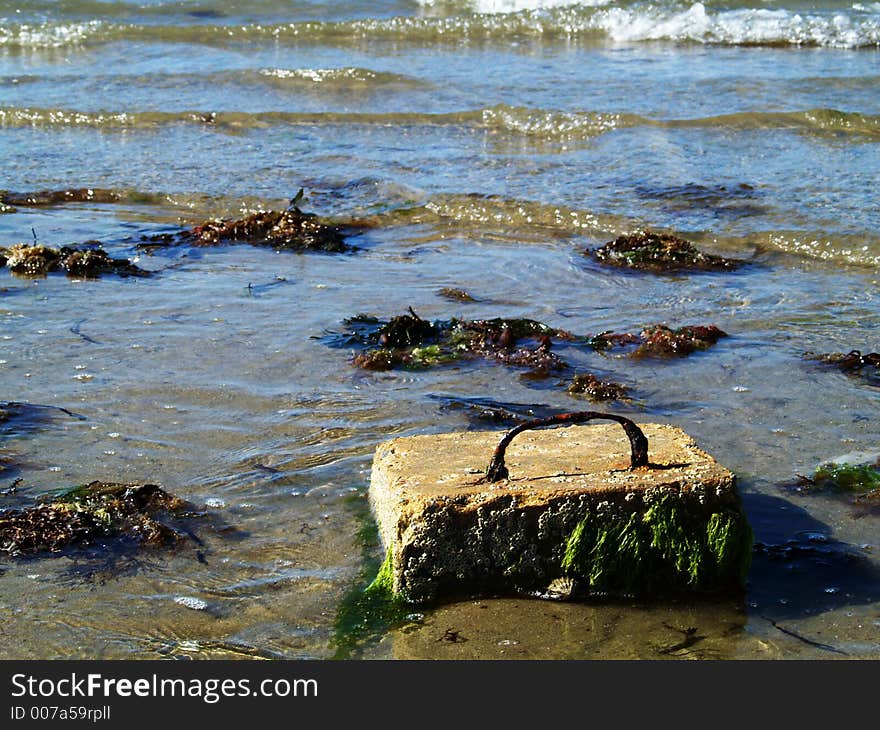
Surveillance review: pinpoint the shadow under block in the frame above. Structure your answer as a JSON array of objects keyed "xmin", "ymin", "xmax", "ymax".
[{"xmin": 369, "ymin": 423, "xmax": 752, "ymax": 603}]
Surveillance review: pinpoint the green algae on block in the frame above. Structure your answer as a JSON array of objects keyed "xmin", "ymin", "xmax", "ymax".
[
  {"xmin": 561, "ymin": 494, "xmax": 752, "ymax": 595},
  {"xmin": 332, "ymin": 498, "xmax": 411, "ymax": 659},
  {"xmin": 369, "ymin": 423, "xmax": 752, "ymax": 603}
]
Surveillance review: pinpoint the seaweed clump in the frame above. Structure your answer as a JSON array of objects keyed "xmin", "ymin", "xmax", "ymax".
[
  {"xmin": 588, "ymin": 324, "xmax": 727, "ymax": 358},
  {"xmin": 1, "ymin": 243, "xmax": 148, "ymax": 278},
  {"xmin": 567, "ymin": 373, "xmax": 629, "ymax": 401},
  {"xmin": 804, "ymin": 350, "xmax": 880, "ymax": 385},
  {"xmin": 137, "ymin": 193, "xmax": 355, "ymax": 254},
  {"xmin": 590, "ymin": 230, "xmax": 742, "ymax": 272},
  {"xmin": 184, "ymin": 208, "xmax": 350, "ymax": 252},
  {"xmin": 786, "ymin": 461, "xmax": 880, "ymax": 512},
  {"xmin": 338, "ymin": 310, "xmax": 571, "ymax": 378},
  {"xmin": 0, "ymin": 481, "xmax": 197, "ymax": 556}
]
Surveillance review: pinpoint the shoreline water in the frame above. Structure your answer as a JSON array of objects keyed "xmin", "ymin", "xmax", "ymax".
[{"xmin": 1, "ymin": 0, "xmax": 879, "ymax": 659}]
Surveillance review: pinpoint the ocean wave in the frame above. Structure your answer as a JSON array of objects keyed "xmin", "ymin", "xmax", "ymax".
[
  {"xmin": 2, "ymin": 4, "xmax": 879, "ymax": 50},
  {"xmin": 416, "ymin": 0, "xmax": 605, "ymax": 13},
  {"xmin": 256, "ymin": 67, "xmax": 426, "ymax": 90},
  {"xmin": 755, "ymin": 230, "xmax": 880, "ymax": 268},
  {"xmin": 2, "ymin": 104, "xmax": 879, "ymax": 143}
]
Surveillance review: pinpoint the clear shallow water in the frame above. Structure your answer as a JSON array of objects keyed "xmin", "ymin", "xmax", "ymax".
[{"xmin": 0, "ymin": 0, "xmax": 879, "ymax": 659}]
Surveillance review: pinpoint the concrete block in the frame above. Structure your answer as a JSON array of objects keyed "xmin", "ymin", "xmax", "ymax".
[{"xmin": 368, "ymin": 416, "xmax": 752, "ymax": 603}]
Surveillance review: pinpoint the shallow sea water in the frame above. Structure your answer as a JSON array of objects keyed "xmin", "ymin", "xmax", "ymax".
[{"xmin": 1, "ymin": 0, "xmax": 879, "ymax": 659}]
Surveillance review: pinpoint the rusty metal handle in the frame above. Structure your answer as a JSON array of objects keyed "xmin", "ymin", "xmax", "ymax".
[{"xmin": 479, "ymin": 411, "xmax": 649, "ymax": 483}]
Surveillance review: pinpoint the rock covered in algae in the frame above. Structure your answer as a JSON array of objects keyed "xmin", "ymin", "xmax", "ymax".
[
  {"xmin": 0, "ymin": 481, "xmax": 196, "ymax": 556},
  {"xmin": 369, "ymin": 423, "xmax": 752, "ymax": 603},
  {"xmin": 0, "ymin": 243, "xmax": 148, "ymax": 278},
  {"xmin": 590, "ymin": 230, "xmax": 743, "ymax": 272}
]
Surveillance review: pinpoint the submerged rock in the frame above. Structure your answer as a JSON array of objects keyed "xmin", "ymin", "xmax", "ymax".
[
  {"xmin": 0, "ymin": 243, "xmax": 148, "ymax": 278},
  {"xmin": 589, "ymin": 230, "xmax": 743, "ymax": 272},
  {"xmin": 0, "ymin": 481, "xmax": 197, "ymax": 556}
]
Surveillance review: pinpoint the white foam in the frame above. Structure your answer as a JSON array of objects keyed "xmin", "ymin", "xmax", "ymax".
[
  {"xmin": 0, "ymin": 21, "xmax": 103, "ymax": 48},
  {"xmin": 174, "ymin": 596, "xmax": 209, "ymax": 611},
  {"xmin": 418, "ymin": 0, "xmax": 607, "ymax": 13},
  {"xmin": 595, "ymin": 2, "xmax": 880, "ymax": 48}
]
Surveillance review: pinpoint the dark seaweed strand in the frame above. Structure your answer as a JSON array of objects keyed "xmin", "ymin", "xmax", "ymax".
[{"xmin": 480, "ymin": 411, "xmax": 649, "ymax": 483}]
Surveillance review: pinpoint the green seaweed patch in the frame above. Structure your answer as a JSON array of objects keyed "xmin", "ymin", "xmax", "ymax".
[
  {"xmin": 332, "ymin": 495, "xmax": 410, "ymax": 659},
  {"xmin": 567, "ymin": 372, "xmax": 629, "ymax": 401},
  {"xmin": 0, "ymin": 243, "xmax": 148, "ymax": 278},
  {"xmin": 803, "ymin": 350, "xmax": 880, "ymax": 385},
  {"xmin": 590, "ymin": 230, "xmax": 743, "ymax": 272},
  {"xmin": 813, "ymin": 462, "xmax": 880, "ymax": 493},
  {"xmin": 786, "ymin": 461, "xmax": 880, "ymax": 510},
  {"xmin": 0, "ymin": 481, "xmax": 200, "ymax": 556},
  {"xmin": 561, "ymin": 494, "xmax": 752, "ymax": 595}
]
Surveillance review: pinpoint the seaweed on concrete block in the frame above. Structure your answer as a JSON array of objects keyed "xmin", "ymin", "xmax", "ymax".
[{"xmin": 589, "ymin": 230, "xmax": 744, "ymax": 272}]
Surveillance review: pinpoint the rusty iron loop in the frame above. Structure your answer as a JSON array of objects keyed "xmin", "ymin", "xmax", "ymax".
[{"xmin": 480, "ymin": 411, "xmax": 649, "ymax": 483}]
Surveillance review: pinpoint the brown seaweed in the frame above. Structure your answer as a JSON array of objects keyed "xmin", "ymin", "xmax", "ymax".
[
  {"xmin": 0, "ymin": 243, "xmax": 148, "ymax": 278},
  {"xmin": 437, "ymin": 287, "xmax": 477, "ymax": 302},
  {"xmin": 588, "ymin": 324, "xmax": 727, "ymax": 358},
  {"xmin": 335, "ymin": 311, "xmax": 571, "ymax": 377},
  {"xmin": 140, "ymin": 197, "xmax": 353, "ymax": 254},
  {"xmin": 568, "ymin": 373, "xmax": 629, "ymax": 401},
  {"xmin": 589, "ymin": 230, "xmax": 743, "ymax": 272},
  {"xmin": 634, "ymin": 324, "xmax": 728, "ymax": 358},
  {"xmin": 803, "ymin": 350, "xmax": 880, "ymax": 385},
  {"xmin": 0, "ymin": 481, "xmax": 197, "ymax": 556}
]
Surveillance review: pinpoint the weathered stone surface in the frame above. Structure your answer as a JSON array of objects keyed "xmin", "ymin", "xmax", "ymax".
[{"xmin": 369, "ymin": 423, "xmax": 751, "ymax": 603}]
